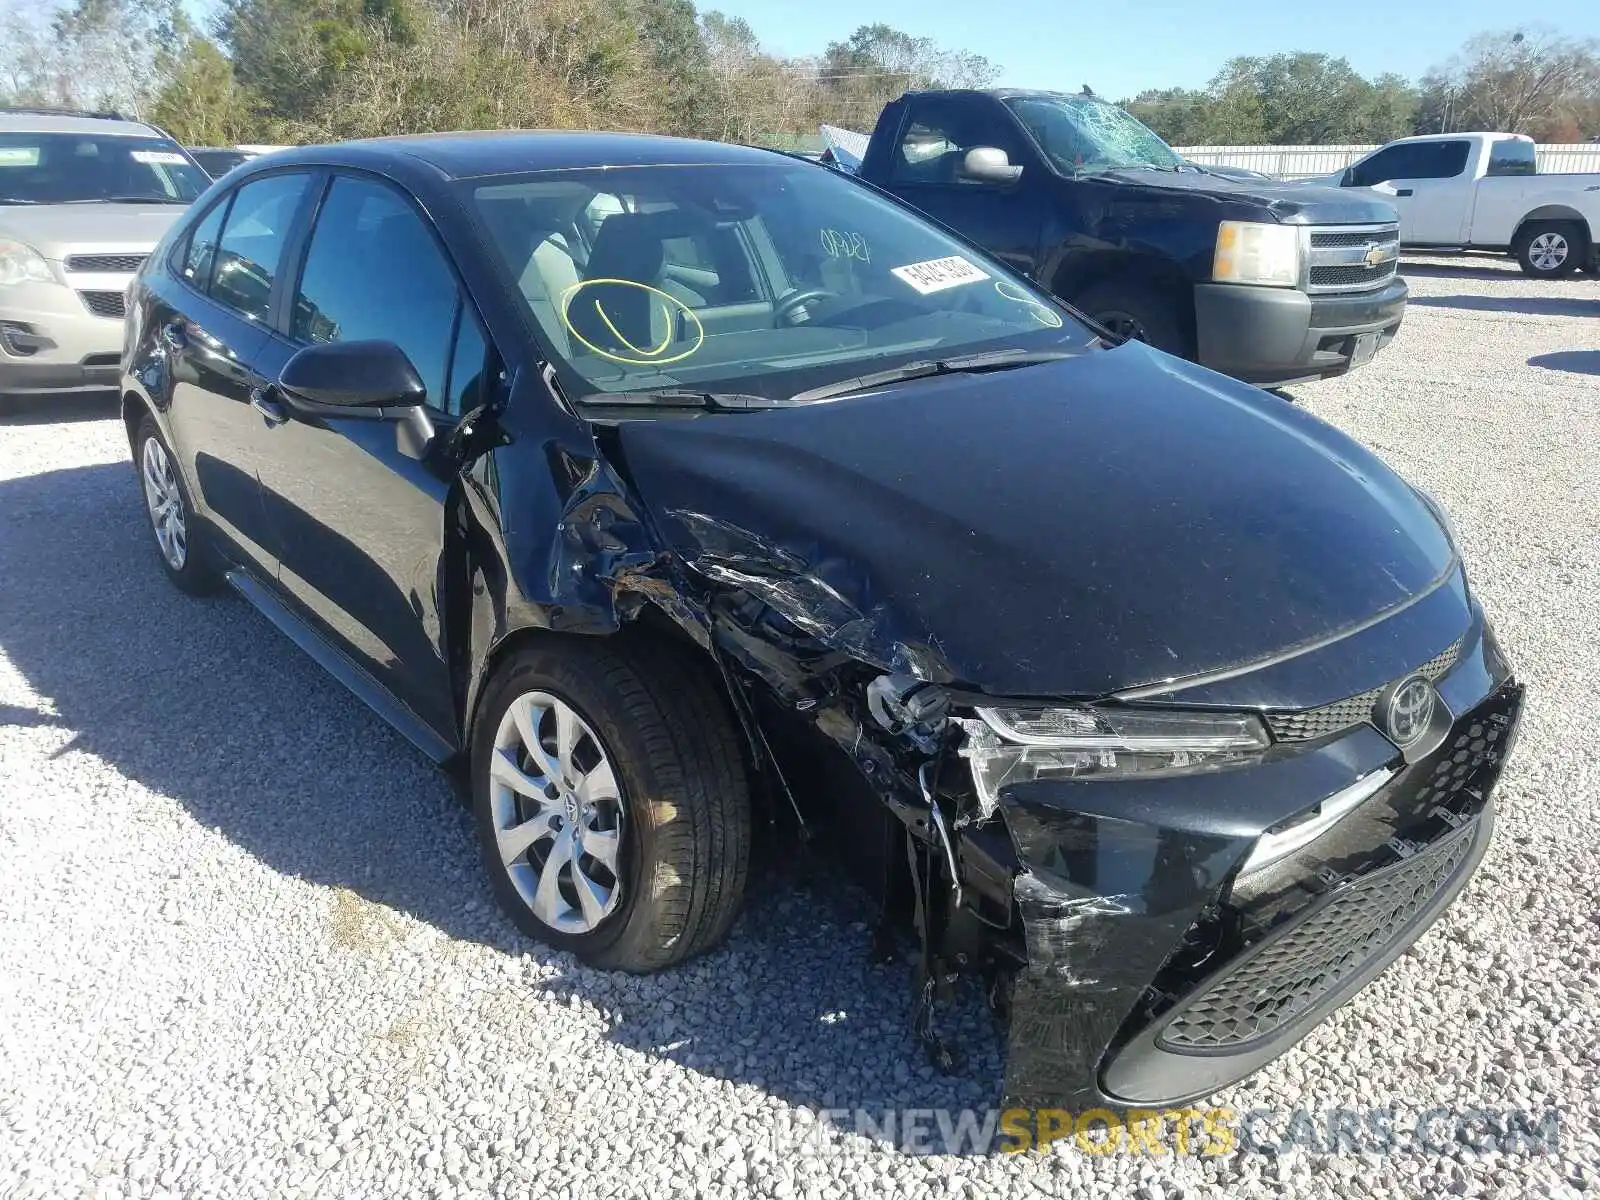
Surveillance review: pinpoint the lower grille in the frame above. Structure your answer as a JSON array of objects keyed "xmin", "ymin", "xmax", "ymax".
[
  {"xmin": 1158, "ymin": 817, "xmax": 1477, "ymax": 1051},
  {"xmin": 79, "ymin": 291, "xmax": 126, "ymax": 320},
  {"xmin": 65, "ymin": 253, "xmax": 146, "ymax": 273},
  {"xmin": 1310, "ymin": 262, "xmax": 1398, "ymax": 289}
]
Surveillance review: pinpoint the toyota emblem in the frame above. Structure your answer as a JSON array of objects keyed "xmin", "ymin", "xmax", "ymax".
[{"xmin": 1383, "ymin": 675, "xmax": 1437, "ymax": 747}]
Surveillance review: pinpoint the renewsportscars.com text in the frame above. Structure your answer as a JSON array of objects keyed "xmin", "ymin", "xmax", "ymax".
[{"xmin": 769, "ymin": 1105, "xmax": 1564, "ymax": 1157}]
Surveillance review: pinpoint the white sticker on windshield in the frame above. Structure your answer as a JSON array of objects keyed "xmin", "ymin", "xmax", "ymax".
[
  {"xmin": 891, "ymin": 255, "xmax": 989, "ymax": 295},
  {"xmin": 0, "ymin": 147, "xmax": 40, "ymax": 167},
  {"xmin": 130, "ymin": 150, "xmax": 188, "ymax": 165}
]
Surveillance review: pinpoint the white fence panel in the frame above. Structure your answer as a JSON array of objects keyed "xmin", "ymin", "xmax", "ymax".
[{"xmin": 1175, "ymin": 143, "xmax": 1600, "ymax": 180}]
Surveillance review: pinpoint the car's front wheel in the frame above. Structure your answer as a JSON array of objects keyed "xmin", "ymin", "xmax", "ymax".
[
  {"xmin": 1073, "ymin": 279, "xmax": 1196, "ymax": 360},
  {"xmin": 134, "ymin": 413, "xmax": 218, "ymax": 595},
  {"xmin": 470, "ymin": 636, "xmax": 751, "ymax": 971}
]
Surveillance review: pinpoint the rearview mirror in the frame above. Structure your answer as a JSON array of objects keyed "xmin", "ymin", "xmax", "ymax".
[
  {"xmin": 278, "ymin": 340, "xmax": 427, "ymax": 410},
  {"xmin": 961, "ymin": 147, "xmax": 1023, "ymax": 184}
]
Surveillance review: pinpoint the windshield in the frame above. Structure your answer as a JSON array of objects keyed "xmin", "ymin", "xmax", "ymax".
[
  {"xmin": 0, "ymin": 133, "xmax": 209, "ymax": 205},
  {"xmin": 468, "ymin": 160, "xmax": 1092, "ymax": 404},
  {"xmin": 1005, "ymin": 95, "xmax": 1182, "ymax": 176}
]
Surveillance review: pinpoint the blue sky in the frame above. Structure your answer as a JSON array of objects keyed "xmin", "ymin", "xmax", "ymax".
[{"xmin": 705, "ymin": 1, "xmax": 1599, "ymax": 100}]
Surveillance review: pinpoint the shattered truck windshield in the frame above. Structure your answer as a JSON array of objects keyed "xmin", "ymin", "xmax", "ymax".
[
  {"xmin": 1005, "ymin": 94, "xmax": 1183, "ymax": 176},
  {"xmin": 470, "ymin": 160, "xmax": 1093, "ymax": 405}
]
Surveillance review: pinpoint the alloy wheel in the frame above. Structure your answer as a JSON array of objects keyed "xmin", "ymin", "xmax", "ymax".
[
  {"xmin": 489, "ymin": 691, "xmax": 626, "ymax": 934},
  {"xmin": 141, "ymin": 435, "xmax": 188, "ymax": 571},
  {"xmin": 1528, "ymin": 232, "xmax": 1569, "ymax": 272}
]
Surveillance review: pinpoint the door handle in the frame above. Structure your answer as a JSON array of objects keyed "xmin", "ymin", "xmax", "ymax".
[
  {"xmin": 250, "ymin": 385, "xmax": 289, "ymax": 427},
  {"xmin": 1395, "ymin": 188, "xmax": 1414, "ymax": 197}
]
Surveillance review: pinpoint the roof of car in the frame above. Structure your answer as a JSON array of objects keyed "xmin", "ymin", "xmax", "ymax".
[
  {"xmin": 262, "ymin": 130, "xmax": 787, "ymax": 180},
  {"xmin": 0, "ymin": 111, "xmax": 163, "ymax": 137}
]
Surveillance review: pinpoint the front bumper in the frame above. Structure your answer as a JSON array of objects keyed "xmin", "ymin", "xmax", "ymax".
[
  {"xmin": 994, "ymin": 616, "xmax": 1520, "ymax": 1110},
  {"xmin": 1193, "ymin": 277, "xmax": 1408, "ymax": 387},
  {"xmin": 1, "ymin": 275, "xmax": 129, "ymax": 397}
]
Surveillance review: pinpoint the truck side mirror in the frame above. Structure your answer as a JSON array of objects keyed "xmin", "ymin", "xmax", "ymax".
[
  {"xmin": 1339, "ymin": 168, "xmax": 1356, "ymax": 187},
  {"xmin": 961, "ymin": 147, "xmax": 1023, "ymax": 184}
]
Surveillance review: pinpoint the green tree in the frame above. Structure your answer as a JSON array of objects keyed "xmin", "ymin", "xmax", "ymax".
[
  {"xmin": 631, "ymin": 0, "xmax": 714, "ymax": 136},
  {"xmin": 148, "ymin": 29, "xmax": 260, "ymax": 144}
]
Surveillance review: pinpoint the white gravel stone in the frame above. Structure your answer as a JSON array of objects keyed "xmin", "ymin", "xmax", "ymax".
[{"xmin": 1, "ymin": 256, "xmax": 1597, "ymax": 1197}]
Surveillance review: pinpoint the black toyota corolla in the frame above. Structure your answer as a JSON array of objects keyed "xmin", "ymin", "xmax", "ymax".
[{"xmin": 120, "ymin": 132, "xmax": 1522, "ymax": 1110}]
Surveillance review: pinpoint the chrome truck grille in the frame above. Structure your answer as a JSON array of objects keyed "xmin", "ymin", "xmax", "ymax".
[{"xmin": 1301, "ymin": 223, "xmax": 1401, "ymax": 295}]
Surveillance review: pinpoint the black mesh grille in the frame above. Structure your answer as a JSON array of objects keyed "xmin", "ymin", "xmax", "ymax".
[
  {"xmin": 79, "ymin": 291, "xmax": 126, "ymax": 319},
  {"xmin": 1157, "ymin": 818, "xmax": 1477, "ymax": 1051},
  {"xmin": 65, "ymin": 253, "xmax": 147, "ymax": 273},
  {"xmin": 1311, "ymin": 230, "xmax": 1383, "ymax": 248},
  {"xmin": 1266, "ymin": 638, "xmax": 1462, "ymax": 743},
  {"xmin": 1309, "ymin": 262, "xmax": 1398, "ymax": 289}
]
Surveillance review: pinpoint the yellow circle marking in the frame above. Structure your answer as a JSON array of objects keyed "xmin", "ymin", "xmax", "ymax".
[
  {"xmin": 558, "ymin": 278, "xmax": 706, "ymax": 366},
  {"xmin": 994, "ymin": 280, "xmax": 1064, "ymax": 328}
]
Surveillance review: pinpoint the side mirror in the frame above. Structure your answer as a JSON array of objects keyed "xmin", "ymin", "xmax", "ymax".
[
  {"xmin": 277, "ymin": 339, "xmax": 435, "ymax": 460},
  {"xmin": 961, "ymin": 147, "xmax": 1023, "ymax": 184},
  {"xmin": 279, "ymin": 339, "xmax": 427, "ymax": 410},
  {"xmin": 1339, "ymin": 168, "xmax": 1356, "ymax": 188}
]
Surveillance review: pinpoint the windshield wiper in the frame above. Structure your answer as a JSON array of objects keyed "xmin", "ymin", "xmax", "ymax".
[
  {"xmin": 570, "ymin": 389, "xmax": 805, "ymax": 413},
  {"xmin": 58, "ymin": 195, "xmax": 188, "ymax": 205},
  {"xmin": 789, "ymin": 349, "xmax": 1077, "ymax": 403}
]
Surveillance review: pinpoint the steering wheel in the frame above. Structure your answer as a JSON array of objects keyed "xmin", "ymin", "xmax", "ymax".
[{"xmin": 774, "ymin": 288, "xmax": 836, "ymax": 326}]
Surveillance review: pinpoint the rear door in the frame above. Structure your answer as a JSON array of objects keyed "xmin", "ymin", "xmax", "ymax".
[
  {"xmin": 879, "ymin": 95, "xmax": 1048, "ymax": 277},
  {"xmin": 251, "ymin": 172, "xmax": 497, "ymax": 740},
  {"xmin": 157, "ymin": 170, "xmax": 317, "ymax": 571}
]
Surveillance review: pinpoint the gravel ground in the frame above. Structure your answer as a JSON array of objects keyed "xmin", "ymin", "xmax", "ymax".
[{"xmin": 2, "ymin": 255, "xmax": 1598, "ymax": 1199}]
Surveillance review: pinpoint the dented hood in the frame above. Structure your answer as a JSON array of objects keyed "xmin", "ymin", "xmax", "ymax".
[{"xmin": 615, "ymin": 343, "xmax": 1455, "ymax": 697}]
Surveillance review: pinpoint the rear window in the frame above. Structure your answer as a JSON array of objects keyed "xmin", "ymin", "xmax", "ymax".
[
  {"xmin": 1486, "ymin": 139, "xmax": 1537, "ymax": 177},
  {"xmin": 0, "ymin": 133, "xmax": 208, "ymax": 205}
]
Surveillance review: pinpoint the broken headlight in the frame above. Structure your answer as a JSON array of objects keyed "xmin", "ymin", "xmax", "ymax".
[{"xmin": 959, "ymin": 705, "xmax": 1270, "ymax": 808}]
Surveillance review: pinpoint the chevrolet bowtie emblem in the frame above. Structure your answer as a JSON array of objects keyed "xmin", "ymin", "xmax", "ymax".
[{"xmin": 1365, "ymin": 244, "xmax": 1395, "ymax": 268}]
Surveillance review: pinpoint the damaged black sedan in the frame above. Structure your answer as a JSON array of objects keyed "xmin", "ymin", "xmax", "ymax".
[{"xmin": 121, "ymin": 132, "xmax": 1523, "ymax": 1111}]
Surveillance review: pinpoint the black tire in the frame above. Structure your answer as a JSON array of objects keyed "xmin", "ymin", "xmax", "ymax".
[
  {"xmin": 133, "ymin": 413, "xmax": 219, "ymax": 595},
  {"xmin": 470, "ymin": 635, "xmax": 751, "ymax": 972},
  {"xmin": 1072, "ymin": 279, "xmax": 1195, "ymax": 359},
  {"xmin": 1513, "ymin": 220, "xmax": 1584, "ymax": 279}
]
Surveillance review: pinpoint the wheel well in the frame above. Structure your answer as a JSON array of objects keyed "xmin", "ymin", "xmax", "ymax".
[
  {"xmin": 1051, "ymin": 252, "xmax": 1195, "ymax": 313},
  {"xmin": 120, "ymin": 391, "xmax": 150, "ymax": 451},
  {"xmin": 1515, "ymin": 208, "xmax": 1592, "ymax": 247},
  {"xmin": 459, "ymin": 603, "xmax": 716, "ymax": 763}
]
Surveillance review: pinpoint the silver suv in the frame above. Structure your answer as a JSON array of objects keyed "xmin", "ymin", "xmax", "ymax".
[{"xmin": 1, "ymin": 109, "xmax": 210, "ymax": 401}]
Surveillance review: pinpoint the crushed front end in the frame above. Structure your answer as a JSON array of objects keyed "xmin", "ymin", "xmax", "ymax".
[{"xmin": 944, "ymin": 610, "xmax": 1522, "ymax": 1109}]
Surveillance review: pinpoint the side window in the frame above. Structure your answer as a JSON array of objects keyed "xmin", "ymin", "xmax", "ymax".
[
  {"xmin": 180, "ymin": 198, "xmax": 228, "ymax": 291},
  {"xmin": 209, "ymin": 173, "xmax": 310, "ymax": 322},
  {"xmin": 1486, "ymin": 139, "xmax": 1536, "ymax": 177},
  {"xmin": 291, "ymin": 176, "xmax": 464, "ymax": 411},
  {"xmin": 1421, "ymin": 141, "xmax": 1471, "ymax": 179},
  {"xmin": 445, "ymin": 310, "xmax": 489, "ymax": 417},
  {"xmin": 1347, "ymin": 146, "xmax": 1412, "ymax": 187},
  {"xmin": 891, "ymin": 102, "xmax": 1020, "ymax": 186}
]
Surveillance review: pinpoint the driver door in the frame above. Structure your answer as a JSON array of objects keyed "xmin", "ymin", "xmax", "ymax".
[
  {"xmin": 880, "ymin": 95, "xmax": 1048, "ymax": 278},
  {"xmin": 251, "ymin": 173, "xmax": 495, "ymax": 741}
]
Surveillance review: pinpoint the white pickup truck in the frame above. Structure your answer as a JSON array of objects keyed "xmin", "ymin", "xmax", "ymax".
[{"xmin": 1307, "ymin": 132, "xmax": 1600, "ymax": 278}]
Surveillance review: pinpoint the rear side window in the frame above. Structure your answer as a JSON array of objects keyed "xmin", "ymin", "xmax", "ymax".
[
  {"xmin": 1486, "ymin": 139, "xmax": 1537, "ymax": 177},
  {"xmin": 209, "ymin": 173, "xmax": 312, "ymax": 322},
  {"xmin": 291, "ymin": 176, "xmax": 468, "ymax": 412},
  {"xmin": 181, "ymin": 200, "xmax": 227, "ymax": 291}
]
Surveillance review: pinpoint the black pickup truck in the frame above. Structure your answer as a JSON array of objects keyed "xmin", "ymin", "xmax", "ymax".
[{"xmin": 852, "ymin": 89, "xmax": 1408, "ymax": 385}]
